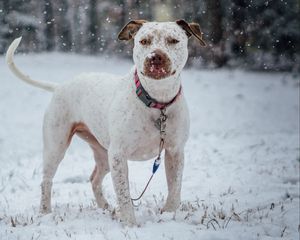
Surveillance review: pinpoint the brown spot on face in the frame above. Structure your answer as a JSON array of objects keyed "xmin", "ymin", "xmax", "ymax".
[{"xmin": 143, "ymin": 49, "xmax": 171, "ymax": 80}]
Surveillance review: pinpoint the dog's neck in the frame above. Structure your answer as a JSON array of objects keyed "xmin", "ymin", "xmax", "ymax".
[{"xmin": 133, "ymin": 67, "xmax": 182, "ymax": 103}]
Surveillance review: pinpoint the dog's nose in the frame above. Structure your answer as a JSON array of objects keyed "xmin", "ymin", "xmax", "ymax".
[
  {"xmin": 149, "ymin": 50, "xmax": 165, "ymax": 66},
  {"xmin": 150, "ymin": 54, "xmax": 163, "ymax": 65}
]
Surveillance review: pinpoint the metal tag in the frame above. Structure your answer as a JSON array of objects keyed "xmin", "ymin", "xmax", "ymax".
[
  {"xmin": 154, "ymin": 118, "xmax": 161, "ymax": 130},
  {"xmin": 154, "ymin": 110, "xmax": 167, "ymax": 131}
]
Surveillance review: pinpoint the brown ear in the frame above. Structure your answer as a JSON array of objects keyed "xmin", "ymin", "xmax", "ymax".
[
  {"xmin": 176, "ymin": 19, "xmax": 206, "ymax": 46},
  {"xmin": 118, "ymin": 20, "xmax": 147, "ymax": 41}
]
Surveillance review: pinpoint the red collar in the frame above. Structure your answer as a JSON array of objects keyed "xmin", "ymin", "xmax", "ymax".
[{"xmin": 134, "ymin": 70, "xmax": 181, "ymax": 110}]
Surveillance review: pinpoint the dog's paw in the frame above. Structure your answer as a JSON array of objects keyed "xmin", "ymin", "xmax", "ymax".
[
  {"xmin": 39, "ymin": 206, "xmax": 52, "ymax": 215},
  {"xmin": 115, "ymin": 207, "xmax": 137, "ymax": 227},
  {"xmin": 96, "ymin": 199, "xmax": 112, "ymax": 211},
  {"xmin": 120, "ymin": 216, "xmax": 138, "ymax": 227},
  {"xmin": 161, "ymin": 201, "xmax": 180, "ymax": 213}
]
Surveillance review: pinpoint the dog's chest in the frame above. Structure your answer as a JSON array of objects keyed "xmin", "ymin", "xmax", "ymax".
[
  {"xmin": 129, "ymin": 127, "xmax": 160, "ymax": 160},
  {"xmin": 107, "ymin": 80, "xmax": 189, "ymax": 160},
  {"xmin": 126, "ymin": 110, "xmax": 180, "ymax": 161}
]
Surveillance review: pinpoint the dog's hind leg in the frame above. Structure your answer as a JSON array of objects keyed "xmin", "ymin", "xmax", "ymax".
[
  {"xmin": 90, "ymin": 146, "xmax": 110, "ymax": 209},
  {"xmin": 72, "ymin": 122, "xmax": 110, "ymax": 209},
  {"xmin": 40, "ymin": 106, "xmax": 71, "ymax": 214}
]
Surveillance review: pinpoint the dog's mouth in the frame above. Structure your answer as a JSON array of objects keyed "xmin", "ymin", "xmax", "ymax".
[
  {"xmin": 141, "ymin": 69, "xmax": 176, "ymax": 79},
  {"xmin": 143, "ymin": 50, "xmax": 174, "ymax": 80}
]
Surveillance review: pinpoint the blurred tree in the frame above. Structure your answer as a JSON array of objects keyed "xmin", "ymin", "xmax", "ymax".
[
  {"xmin": 118, "ymin": 0, "xmax": 127, "ymax": 27},
  {"xmin": 87, "ymin": 0, "xmax": 99, "ymax": 53},
  {"xmin": 0, "ymin": 1, "xmax": 10, "ymax": 53},
  {"xmin": 55, "ymin": 0, "xmax": 72, "ymax": 51},
  {"xmin": 140, "ymin": 1, "xmax": 153, "ymax": 20},
  {"xmin": 2, "ymin": 0, "xmax": 39, "ymax": 52},
  {"xmin": 0, "ymin": 0, "xmax": 298, "ymax": 70},
  {"xmin": 43, "ymin": 0, "xmax": 55, "ymax": 51},
  {"xmin": 205, "ymin": 0, "xmax": 227, "ymax": 67},
  {"xmin": 71, "ymin": 0, "xmax": 90, "ymax": 53},
  {"xmin": 245, "ymin": 0, "xmax": 300, "ymax": 69},
  {"xmin": 230, "ymin": 0, "xmax": 247, "ymax": 58}
]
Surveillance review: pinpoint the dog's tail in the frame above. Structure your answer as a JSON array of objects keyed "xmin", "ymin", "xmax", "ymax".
[{"xmin": 6, "ymin": 37, "xmax": 57, "ymax": 92}]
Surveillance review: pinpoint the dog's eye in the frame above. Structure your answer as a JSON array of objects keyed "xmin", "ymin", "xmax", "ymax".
[
  {"xmin": 167, "ymin": 38, "xmax": 179, "ymax": 45},
  {"xmin": 140, "ymin": 39, "xmax": 151, "ymax": 46}
]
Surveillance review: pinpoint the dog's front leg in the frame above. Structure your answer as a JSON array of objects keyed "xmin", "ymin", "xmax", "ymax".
[
  {"xmin": 108, "ymin": 149, "xmax": 136, "ymax": 226},
  {"xmin": 162, "ymin": 147, "xmax": 184, "ymax": 212}
]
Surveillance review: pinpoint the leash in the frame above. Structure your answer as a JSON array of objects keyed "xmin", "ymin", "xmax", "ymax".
[
  {"xmin": 131, "ymin": 108, "xmax": 167, "ymax": 204},
  {"xmin": 131, "ymin": 70, "xmax": 181, "ymax": 205}
]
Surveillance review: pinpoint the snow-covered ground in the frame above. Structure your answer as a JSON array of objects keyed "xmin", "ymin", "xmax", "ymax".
[{"xmin": 0, "ymin": 53, "xmax": 299, "ymax": 240}]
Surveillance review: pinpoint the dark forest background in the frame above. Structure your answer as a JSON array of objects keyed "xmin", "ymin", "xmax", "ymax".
[{"xmin": 0, "ymin": 0, "xmax": 299, "ymax": 71}]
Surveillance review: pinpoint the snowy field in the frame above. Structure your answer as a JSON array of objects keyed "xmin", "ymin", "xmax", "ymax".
[{"xmin": 0, "ymin": 53, "xmax": 299, "ymax": 240}]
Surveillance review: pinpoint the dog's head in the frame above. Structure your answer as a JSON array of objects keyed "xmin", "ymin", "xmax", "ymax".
[{"xmin": 118, "ymin": 20, "xmax": 206, "ymax": 80}]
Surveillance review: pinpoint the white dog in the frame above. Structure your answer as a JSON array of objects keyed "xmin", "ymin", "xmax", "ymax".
[{"xmin": 6, "ymin": 19, "xmax": 206, "ymax": 226}]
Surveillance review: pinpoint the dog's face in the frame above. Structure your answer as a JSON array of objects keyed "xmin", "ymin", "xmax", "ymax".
[
  {"xmin": 133, "ymin": 22, "xmax": 189, "ymax": 80},
  {"xmin": 118, "ymin": 20, "xmax": 206, "ymax": 80}
]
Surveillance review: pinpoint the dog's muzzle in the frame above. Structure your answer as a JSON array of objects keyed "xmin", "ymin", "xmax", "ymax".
[{"xmin": 143, "ymin": 50, "xmax": 175, "ymax": 80}]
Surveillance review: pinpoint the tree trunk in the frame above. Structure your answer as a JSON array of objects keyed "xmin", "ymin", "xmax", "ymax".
[
  {"xmin": 88, "ymin": 0, "xmax": 98, "ymax": 53},
  {"xmin": 57, "ymin": 0, "xmax": 72, "ymax": 52},
  {"xmin": 43, "ymin": 0, "xmax": 55, "ymax": 51},
  {"xmin": 231, "ymin": 0, "xmax": 247, "ymax": 57},
  {"xmin": 205, "ymin": 0, "xmax": 227, "ymax": 67}
]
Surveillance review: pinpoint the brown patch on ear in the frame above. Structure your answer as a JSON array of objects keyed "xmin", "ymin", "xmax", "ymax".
[
  {"xmin": 176, "ymin": 19, "xmax": 192, "ymax": 38},
  {"xmin": 118, "ymin": 20, "xmax": 147, "ymax": 41},
  {"xmin": 189, "ymin": 23, "xmax": 206, "ymax": 46},
  {"xmin": 176, "ymin": 19, "xmax": 206, "ymax": 46}
]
